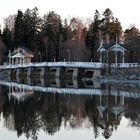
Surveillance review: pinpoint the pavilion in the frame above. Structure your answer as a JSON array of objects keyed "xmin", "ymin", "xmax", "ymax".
[
  {"xmin": 8, "ymin": 46, "xmax": 34, "ymax": 65},
  {"xmin": 97, "ymin": 40, "xmax": 108, "ymax": 63},
  {"xmin": 97, "ymin": 39, "xmax": 127, "ymax": 64}
]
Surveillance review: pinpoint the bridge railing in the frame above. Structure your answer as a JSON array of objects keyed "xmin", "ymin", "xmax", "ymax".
[
  {"xmin": 111, "ymin": 63, "xmax": 140, "ymax": 68},
  {"xmin": 4, "ymin": 62, "xmax": 106, "ymax": 69},
  {"xmin": 0, "ymin": 62, "xmax": 140, "ymax": 69}
]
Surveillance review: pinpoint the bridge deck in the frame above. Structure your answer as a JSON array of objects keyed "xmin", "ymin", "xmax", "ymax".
[{"xmin": 0, "ymin": 62, "xmax": 140, "ymax": 69}]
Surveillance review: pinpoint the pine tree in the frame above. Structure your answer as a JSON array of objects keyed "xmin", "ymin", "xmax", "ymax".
[
  {"xmin": 23, "ymin": 7, "xmax": 42, "ymax": 61},
  {"xmin": 14, "ymin": 10, "xmax": 24, "ymax": 48},
  {"xmin": 85, "ymin": 10, "xmax": 101, "ymax": 60},
  {"xmin": 2, "ymin": 25, "xmax": 13, "ymax": 51},
  {"xmin": 42, "ymin": 11, "xmax": 64, "ymax": 61}
]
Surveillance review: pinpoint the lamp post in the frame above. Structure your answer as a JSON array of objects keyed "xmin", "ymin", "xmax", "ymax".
[
  {"xmin": 39, "ymin": 52, "xmax": 41, "ymax": 62},
  {"xmin": 67, "ymin": 49, "xmax": 70, "ymax": 62}
]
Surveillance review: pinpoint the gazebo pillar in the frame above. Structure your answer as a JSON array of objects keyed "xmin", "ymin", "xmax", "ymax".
[
  {"xmin": 122, "ymin": 52, "xmax": 124, "ymax": 63},
  {"xmin": 9, "ymin": 57, "xmax": 11, "ymax": 65},
  {"xmin": 107, "ymin": 52, "xmax": 109, "ymax": 63},
  {"xmin": 100, "ymin": 52, "xmax": 102, "ymax": 63},
  {"xmin": 115, "ymin": 51, "xmax": 118, "ymax": 64},
  {"xmin": 23, "ymin": 58, "xmax": 25, "ymax": 64},
  {"xmin": 12, "ymin": 58, "xmax": 14, "ymax": 65},
  {"xmin": 20, "ymin": 58, "xmax": 22, "ymax": 65}
]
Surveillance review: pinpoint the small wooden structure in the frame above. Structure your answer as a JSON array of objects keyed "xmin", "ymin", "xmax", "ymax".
[
  {"xmin": 97, "ymin": 38, "xmax": 127, "ymax": 63},
  {"xmin": 8, "ymin": 46, "xmax": 34, "ymax": 65},
  {"xmin": 97, "ymin": 40, "xmax": 108, "ymax": 63}
]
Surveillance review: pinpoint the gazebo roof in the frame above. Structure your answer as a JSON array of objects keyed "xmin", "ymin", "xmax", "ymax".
[
  {"xmin": 9, "ymin": 92, "xmax": 27, "ymax": 101},
  {"xmin": 108, "ymin": 43, "xmax": 127, "ymax": 52},
  {"xmin": 12, "ymin": 52, "xmax": 24, "ymax": 58},
  {"xmin": 111, "ymin": 106, "xmax": 125, "ymax": 115}
]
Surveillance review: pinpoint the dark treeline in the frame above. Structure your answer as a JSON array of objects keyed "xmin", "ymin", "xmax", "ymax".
[{"xmin": 0, "ymin": 7, "xmax": 140, "ymax": 63}]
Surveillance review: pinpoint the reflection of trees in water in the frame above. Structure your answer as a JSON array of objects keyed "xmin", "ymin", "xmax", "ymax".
[
  {"xmin": 1, "ymin": 88, "xmax": 140, "ymax": 139},
  {"xmin": 2, "ymin": 93, "xmax": 43, "ymax": 140},
  {"xmin": 1, "ymin": 92, "xmax": 63, "ymax": 140},
  {"xmin": 125, "ymin": 98, "xmax": 140, "ymax": 130},
  {"xmin": 41, "ymin": 94, "xmax": 61, "ymax": 135},
  {"xmin": 85, "ymin": 95, "xmax": 124, "ymax": 139},
  {"xmin": 85, "ymin": 97, "xmax": 99, "ymax": 138}
]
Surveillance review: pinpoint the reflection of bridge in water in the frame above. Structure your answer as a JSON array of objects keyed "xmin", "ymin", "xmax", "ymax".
[
  {"xmin": 0, "ymin": 79, "xmax": 140, "ymax": 99},
  {"xmin": 0, "ymin": 79, "xmax": 140, "ymax": 140}
]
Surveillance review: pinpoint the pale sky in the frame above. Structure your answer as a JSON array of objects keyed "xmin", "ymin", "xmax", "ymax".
[{"xmin": 0, "ymin": 0, "xmax": 140, "ymax": 30}]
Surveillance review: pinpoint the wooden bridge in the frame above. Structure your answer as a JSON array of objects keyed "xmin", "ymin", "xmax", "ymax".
[
  {"xmin": 0, "ymin": 62, "xmax": 140, "ymax": 80},
  {"xmin": 0, "ymin": 62, "xmax": 107, "ymax": 80}
]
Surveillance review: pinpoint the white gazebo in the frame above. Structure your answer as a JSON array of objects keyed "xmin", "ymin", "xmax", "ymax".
[
  {"xmin": 9, "ymin": 51, "xmax": 25, "ymax": 65},
  {"xmin": 8, "ymin": 46, "xmax": 34, "ymax": 65},
  {"xmin": 108, "ymin": 39, "xmax": 127, "ymax": 64},
  {"xmin": 97, "ymin": 37, "xmax": 127, "ymax": 64},
  {"xmin": 97, "ymin": 40, "xmax": 108, "ymax": 63}
]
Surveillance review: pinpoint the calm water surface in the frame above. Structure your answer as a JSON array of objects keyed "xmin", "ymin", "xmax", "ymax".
[{"xmin": 0, "ymin": 78, "xmax": 140, "ymax": 140}]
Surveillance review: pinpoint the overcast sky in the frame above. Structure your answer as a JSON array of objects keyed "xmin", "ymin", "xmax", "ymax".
[{"xmin": 0, "ymin": 0, "xmax": 140, "ymax": 30}]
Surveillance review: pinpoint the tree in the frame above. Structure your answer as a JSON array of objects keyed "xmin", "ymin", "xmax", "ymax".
[
  {"xmin": 124, "ymin": 26, "xmax": 140, "ymax": 62},
  {"xmin": 0, "ymin": 39, "xmax": 6, "ymax": 64},
  {"xmin": 102, "ymin": 8, "xmax": 122, "ymax": 43},
  {"xmin": 0, "ymin": 25, "xmax": 2, "ymax": 38},
  {"xmin": 14, "ymin": 10, "xmax": 24, "ymax": 48},
  {"xmin": 102, "ymin": 8, "xmax": 114, "ymax": 44},
  {"xmin": 4, "ymin": 15, "xmax": 16, "ymax": 43},
  {"xmin": 85, "ymin": 10, "xmax": 101, "ymax": 60},
  {"xmin": 62, "ymin": 18, "xmax": 68, "ymax": 41},
  {"xmin": 85, "ymin": 9, "xmax": 122, "ymax": 61},
  {"xmin": 2, "ymin": 25, "xmax": 13, "ymax": 51},
  {"xmin": 4, "ymin": 15, "xmax": 16, "ymax": 31},
  {"xmin": 68, "ymin": 17, "xmax": 86, "ymax": 41},
  {"xmin": 42, "ymin": 11, "xmax": 65, "ymax": 61},
  {"xmin": 23, "ymin": 7, "xmax": 42, "ymax": 61}
]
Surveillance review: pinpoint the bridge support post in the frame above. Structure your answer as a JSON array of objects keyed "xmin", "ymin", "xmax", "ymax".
[
  {"xmin": 65, "ymin": 68, "xmax": 83, "ymax": 80},
  {"xmin": 72, "ymin": 68, "xmax": 83, "ymax": 79},
  {"xmin": 7, "ymin": 69, "xmax": 13, "ymax": 80},
  {"xmin": 40, "ymin": 67, "xmax": 49, "ymax": 85},
  {"xmin": 7, "ymin": 69, "xmax": 12, "ymax": 77},
  {"xmin": 84, "ymin": 69, "xmax": 101, "ymax": 79},
  {"xmin": 16, "ymin": 68, "xmax": 24, "ymax": 82},
  {"xmin": 27, "ymin": 67, "xmax": 32, "ymax": 78},
  {"xmin": 55, "ymin": 67, "xmax": 64, "ymax": 78}
]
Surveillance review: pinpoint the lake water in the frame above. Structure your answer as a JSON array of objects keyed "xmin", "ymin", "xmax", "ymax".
[{"xmin": 0, "ymin": 78, "xmax": 140, "ymax": 140}]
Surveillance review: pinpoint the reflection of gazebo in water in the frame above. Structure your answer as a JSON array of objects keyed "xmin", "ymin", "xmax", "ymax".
[
  {"xmin": 97, "ymin": 91, "xmax": 125, "ymax": 134},
  {"xmin": 8, "ymin": 84, "xmax": 34, "ymax": 102},
  {"xmin": 97, "ymin": 38, "xmax": 127, "ymax": 63}
]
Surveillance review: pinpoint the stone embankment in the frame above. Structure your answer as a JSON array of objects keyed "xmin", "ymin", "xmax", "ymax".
[{"xmin": 100, "ymin": 67, "xmax": 140, "ymax": 85}]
